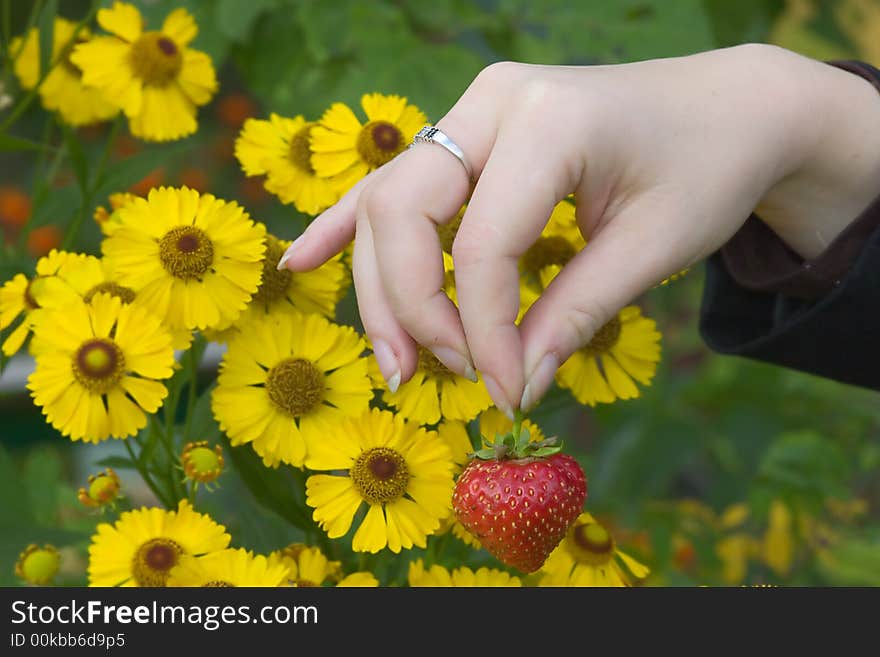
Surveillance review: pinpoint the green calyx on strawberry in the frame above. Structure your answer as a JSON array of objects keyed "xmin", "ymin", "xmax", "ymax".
[{"xmin": 452, "ymin": 416, "xmax": 587, "ymax": 574}]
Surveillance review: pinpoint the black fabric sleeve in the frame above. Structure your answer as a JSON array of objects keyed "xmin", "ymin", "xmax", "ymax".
[
  {"xmin": 698, "ymin": 60, "xmax": 880, "ymax": 391},
  {"xmin": 699, "ymin": 220, "xmax": 880, "ymax": 391}
]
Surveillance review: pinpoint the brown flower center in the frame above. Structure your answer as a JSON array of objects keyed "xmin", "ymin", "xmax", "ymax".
[
  {"xmin": 289, "ymin": 124, "xmax": 316, "ymax": 174},
  {"xmin": 356, "ymin": 121, "xmax": 405, "ymax": 168},
  {"xmin": 132, "ymin": 538, "xmax": 184, "ymax": 586},
  {"xmin": 570, "ymin": 522, "xmax": 615, "ymax": 566},
  {"xmin": 418, "ymin": 346, "xmax": 455, "ymax": 380},
  {"xmin": 203, "ymin": 581, "xmax": 235, "ymax": 587},
  {"xmin": 71, "ymin": 338, "xmax": 125, "ymax": 394},
  {"xmin": 84, "ymin": 282, "xmax": 137, "ymax": 304},
  {"xmin": 350, "ymin": 447, "xmax": 410, "ymax": 505},
  {"xmin": 252, "ymin": 235, "xmax": 292, "ymax": 306},
  {"xmin": 159, "ymin": 226, "xmax": 214, "ymax": 280},
  {"xmin": 129, "ymin": 32, "xmax": 183, "ymax": 86},
  {"xmin": 520, "ymin": 236, "xmax": 577, "ymax": 280},
  {"xmin": 582, "ymin": 317, "xmax": 622, "ymax": 357},
  {"xmin": 265, "ymin": 357, "xmax": 325, "ymax": 417}
]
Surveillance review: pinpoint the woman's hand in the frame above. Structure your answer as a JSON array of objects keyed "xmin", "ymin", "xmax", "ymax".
[{"xmin": 278, "ymin": 43, "xmax": 880, "ymax": 416}]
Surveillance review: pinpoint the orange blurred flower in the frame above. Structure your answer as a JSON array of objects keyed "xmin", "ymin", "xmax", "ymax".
[
  {"xmin": 27, "ymin": 225, "xmax": 61, "ymax": 257},
  {"xmin": 178, "ymin": 167, "xmax": 209, "ymax": 192},
  {"xmin": 216, "ymin": 93, "xmax": 258, "ymax": 128},
  {"xmin": 238, "ymin": 176, "xmax": 271, "ymax": 206},
  {"xmin": 113, "ymin": 134, "xmax": 141, "ymax": 159},
  {"xmin": 129, "ymin": 168, "xmax": 165, "ymax": 196},
  {"xmin": 0, "ymin": 185, "xmax": 32, "ymax": 228}
]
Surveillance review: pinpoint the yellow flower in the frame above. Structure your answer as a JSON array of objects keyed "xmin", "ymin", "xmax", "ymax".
[
  {"xmin": 27, "ymin": 294, "xmax": 174, "ymax": 442},
  {"xmin": 88, "ymin": 500, "xmax": 230, "ymax": 586},
  {"xmin": 210, "ymin": 229, "xmax": 347, "ymax": 341},
  {"xmin": 70, "ymin": 2, "xmax": 217, "ymax": 141},
  {"xmin": 556, "ymin": 304, "xmax": 661, "ymax": 406},
  {"xmin": 94, "ymin": 192, "xmax": 139, "ymax": 236},
  {"xmin": 437, "ymin": 420, "xmax": 474, "ymax": 468},
  {"xmin": 408, "ymin": 559, "xmax": 521, "ymax": 587},
  {"xmin": 382, "ymin": 346, "xmax": 493, "ymax": 425},
  {"xmin": 762, "ymin": 499, "xmax": 795, "ymax": 576},
  {"xmin": 267, "ymin": 544, "xmax": 378, "ymax": 587},
  {"xmin": 539, "ymin": 513, "xmax": 650, "ymax": 587},
  {"xmin": 102, "ymin": 186, "xmax": 265, "ymax": 333},
  {"xmin": 310, "ymin": 93, "xmax": 427, "ymax": 193},
  {"xmin": 0, "ymin": 250, "xmax": 80, "ymax": 356},
  {"xmin": 11, "ymin": 17, "xmax": 118, "ymax": 126},
  {"xmin": 212, "ymin": 311, "xmax": 372, "ymax": 468},
  {"xmin": 305, "ymin": 408, "xmax": 455, "ymax": 553},
  {"xmin": 167, "ymin": 548, "xmax": 288, "ymax": 587},
  {"xmin": 236, "ymin": 114, "xmax": 343, "ymax": 215},
  {"xmin": 478, "ymin": 407, "xmax": 546, "ymax": 445},
  {"xmin": 16, "ymin": 544, "xmax": 61, "ymax": 585},
  {"xmin": 519, "ymin": 200, "xmax": 585, "ymax": 289},
  {"xmin": 78, "ymin": 468, "xmax": 122, "ymax": 508}
]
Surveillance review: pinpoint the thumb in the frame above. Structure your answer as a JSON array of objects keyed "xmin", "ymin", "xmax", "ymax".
[{"xmin": 518, "ymin": 202, "xmax": 683, "ymax": 411}]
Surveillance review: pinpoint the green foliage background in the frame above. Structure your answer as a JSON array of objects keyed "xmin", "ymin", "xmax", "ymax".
[{"xmin": 1, "ymin": 0, "xmax": 878, "ymax": 587}]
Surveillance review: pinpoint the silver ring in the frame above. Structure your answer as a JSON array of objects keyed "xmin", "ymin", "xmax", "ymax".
[{"xmin": 410, "ymin": 125, "xmax": 474, "ymax": 181}]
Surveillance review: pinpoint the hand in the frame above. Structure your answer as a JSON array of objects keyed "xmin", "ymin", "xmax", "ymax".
[{"xmin": 279, "ymin": 43, "xmax": 880, "ymax": 416}]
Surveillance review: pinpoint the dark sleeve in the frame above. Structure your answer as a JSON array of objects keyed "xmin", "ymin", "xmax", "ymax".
[{"xmin": 698, "ymin": 61, "xmax": 880, "ymax": 391}]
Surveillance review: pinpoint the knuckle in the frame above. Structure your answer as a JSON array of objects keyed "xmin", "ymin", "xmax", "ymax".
[
  {"xmin": 563, "ymin": 303, "xmax": 609, "ymax": 351},
  {"xmin": 451, "ymin": 222, "xmax": 501, "ymax": 267},
  {"xmin": 474, "ymin": 61, "xmax": 522, "ymax": 88},
  {"xmin": 363, "ymin": 184, "xmax": 399, "ymax": 223}
]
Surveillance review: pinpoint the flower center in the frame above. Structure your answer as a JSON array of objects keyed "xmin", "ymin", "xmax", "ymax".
[
  {"xmin": 203, "ymin": 581, "xmax": 235, "ymax": 587},
  {"xmin": 289, "ymin": 124, "xmax": 316, "ymax": 174},
  {"xmin": 132, "ymin": 538, "xmax": 184, "ymax": 586},
  {"xmin": 350, "ymin": 447, "xmax": 410, "ymax": 505},
  {"xmin": 582, "ymin": 317, "xmax": 622, "ymax": 357},
  {"xmin": 159, "ymin": 226, "xmax": 214, "ymax": 280},
  {"xmin": 418, "ymin": 346, "xmax": 455, "ymax": 380},
  {"xmin": 356, "ymin": 121, "xmax": 404, "ymax": 168},
  {"xmin": 570, "ymin": 522, "xmax": 615, "ymax": 566},
  {"xmin": 182, "ymin": 442, "xmax": 224, "ymax": 484},
  {"xmin": 252, "ymin": 235, "xmax": 292, "ymax": 306},
  {"xmin": 521, "ymin": 236, "xmax": 577, "ymax": 280},
  {"xmin": 84, "ymin": 281, "xmax": 137, "ymax": 304},
  {"xmin": 293, "ymin": 579, "xmax": 318, "ymax": 587},
  {"xmin": 72, "ymin": 339, "xmax": 125, "ymax": 394},
  {"xmin": 265, "ymin": 357, "xmax": 325, "ymax": 417},
  {"xmin": 129, "ymin": 32, "xmax": 183, "ymax": 86}
]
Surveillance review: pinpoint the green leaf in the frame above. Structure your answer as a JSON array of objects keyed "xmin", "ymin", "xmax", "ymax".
[
  {"xmin": 61, "ymin": 124, "xmax": 89, "ymax": 192},
  {"xmin": 37, "ymin": 0, "xmax": 57, "ymax": 83},
  {"xmin": 23, "ymin": 447, "xmax": 63, "ymax": 526},
  {"xmin": 215, "ymin": 0, "xmax": 277, "ymax": 42},
  {"xmin": 95, "ymin": 456, "xmax": 139, "ymax": 471},
  {"xmin": 222, "ymin": 435, "xmax": 317, "ymax": 532},
  {"xmin": 702, "ymin": 0, "xmax": 783, "ymax": 47},
  {"xmin": 757, "ymin": 431, "xmax": 848, "ymax": 504},
  {"xmin": 0, "ymin": 133, "xmax": 55, "ymax": 152}
]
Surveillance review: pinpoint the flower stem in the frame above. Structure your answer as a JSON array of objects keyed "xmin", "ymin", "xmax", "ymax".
[{"xmin": 123, "ymin": 439, "xmax": 173, "ymax": 509}]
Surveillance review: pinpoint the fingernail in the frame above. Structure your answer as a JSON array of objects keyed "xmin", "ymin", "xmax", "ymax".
[
  {"xmin": 520, "ymin": 353, "xmax": 559, "ymax": 411},
  {"xmin": 430, "ymin": 345, "xmax": 475, "ymax": 380},
  {"xmin": 371, "ymin": 339, "xmax": 401, "ymax": 393},
  {"xmin": 276, "ymin": 234, "xmax": 305, "ymax": 271},
  {"xmin": 482, "ymin": 374, "xmax": 514, "ymax": 421}
]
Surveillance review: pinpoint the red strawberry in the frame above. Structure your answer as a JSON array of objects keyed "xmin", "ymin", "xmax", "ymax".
[{"xmin": 452, "ymin": 426, "xmax": 587, "ymax": 573}]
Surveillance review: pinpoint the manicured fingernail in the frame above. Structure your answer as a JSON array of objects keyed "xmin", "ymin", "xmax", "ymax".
[
  {"xmin": 520, "ymin": 353, "xmax": 559, "ymax": 411},
  {"xmin": 276, "ymin": 235, "xmax": 305, "ymax": 271},
  {"xmin": 482, "ymin": 374, "xmax": 514, "ymax": 421},
  {"xmin": 430, "ymin": 345, "xmax": 475, "ymax": 380},
  {"xmin": 371, "ymin": 339, "xmax": 401, "ymax": 393}
]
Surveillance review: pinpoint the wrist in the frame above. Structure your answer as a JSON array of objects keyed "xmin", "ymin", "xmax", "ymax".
[{"xmin": 756, "ymin": 53, "xmax": 880, "ymax": 259}]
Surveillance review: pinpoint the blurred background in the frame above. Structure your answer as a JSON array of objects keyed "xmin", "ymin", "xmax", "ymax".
[{"xmin": 2, "ymin": 0, "xmax": 879, "ymax": 586}]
